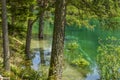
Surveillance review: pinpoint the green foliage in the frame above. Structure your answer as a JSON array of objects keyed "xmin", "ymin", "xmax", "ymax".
[
  {"xmin": 8, "ymin": 23, "xmax": 27, "ymax": 38},
  {"xmin": 7, "ymin": 0, "xmax": 36, "ymax": 17},
  {"xmin": 6, "ymin": 0, "xmax": 37, "ymax": 39},
  {"xmin": 10, "ymin": 65, "xmax": 22, "ymax": 80},
  {"xmin": 10, "ymin": 64, "xmax": 46, "ymax": 80},
  {"xmin": 67, "ymin": 41, "xmax": 79, "ymax": 51},
  {"xmin": 100, "ymin": 17, "xmax": 120, "ymax": 30},
  {"xmin": 9, "ymin": 36, "xmax": 25, "ymax": 55},
  {"xmin": 65, "ymin": 41, "xmax": 79, "ymax": 62},
  {"xmin": 7, "ymin": 36, "xmax": 48, "ymax": 80},
  {"xmin": 66, "ymin": 5, "xmax": 80, "ymax": 26},
  {"xmin": 66, "ymin": 5, "xmax": 95, "ymax": 30},
  {"xmin": 65, "ymin": 41, "xmax": 79, "ymax": 61},
  {"xmin": 65, "ymin": 41, "xmax": 89, "ymax": 68},
  {"xmin": 71, "ymin": 55, "xmax": 89, "ymax": 68},
  {"xmin": 38, "ymin": 66, "xmax": 49, "ymax": 80},
  {"xmin": 97, "ymin": 36, "xmax": 120, "ymax": 80},
  {"xmin": 66, "ymin": 0, "xmax": 120, "ymax": 30}
]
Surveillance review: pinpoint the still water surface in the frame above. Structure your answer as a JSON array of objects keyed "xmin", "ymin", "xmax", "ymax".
[{"xmin": 30, "ymin": 38, "xmax": 100, "ymax": 80}]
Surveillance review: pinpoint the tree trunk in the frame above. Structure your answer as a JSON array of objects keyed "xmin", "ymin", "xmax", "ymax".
[
  {"xmin": 38, "ymin": 0, "xmax": 48, "ymax": 40},
  {"xmin": 25, "ymin": 19, "xmax": 33, "ymax": 59},
  {"xmin": 48, "ymin": 0, "xmax": 66, "ymax": 80},
  {"xmin": 38, "ymin": 11, "xmax": 44, "ymax": 39},
  {"xmin": 25, "ymin": 17, "xmax": 38, "ymax": 60},
  {"xmin": 1, "ymin": 0, "xmax": 10, "ymax": 71}
]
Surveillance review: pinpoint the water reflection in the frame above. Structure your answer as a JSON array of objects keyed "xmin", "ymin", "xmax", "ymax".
[
  {"xmin": 32, "ymin": 49, "xmax": 100, "ymax": 80},
  {"xmin": 85, "ymin": 65, "xmax": 100, "ymax": 80},
  {"xmin": 31, "ymin": 47, "xmax": 51, "ymax": 70},
  {"xmin": 31, "ymin": 51, "xmax": 40, "ymax": 70},
  {"xmin": 31, "ymin": 29, "xmax": 100, "ymax": 79}
]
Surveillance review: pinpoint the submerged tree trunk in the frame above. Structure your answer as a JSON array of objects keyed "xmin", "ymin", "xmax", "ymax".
[
  {"xmin": 48, "ymin": 0, "xmax": 66, "ymax": 80},
  {"xmin": 1, "ymin": 0, "xmax": 10, "ymax": 71},
  {"xmin": 25, "ymin": 19, "xmax": 33, "ymax": 59},
  {"xmin": 40, "ymin": 48, "xmax": 45, "ymax": 65}
]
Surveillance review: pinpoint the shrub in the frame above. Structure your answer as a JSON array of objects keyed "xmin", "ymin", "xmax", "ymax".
[
  {"xmin": 97, "ymin": 36, "xmax": 120, "ymax": 80},
  {"xmin": 71, "ymin": 55, "xmax": 89, "ymax": 68}
]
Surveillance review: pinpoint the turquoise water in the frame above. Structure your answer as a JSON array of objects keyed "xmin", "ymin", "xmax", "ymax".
[
  {"xmin": 65, "ymin": 27, "xmax": 98, "ymax": 63},
  {"xmin": 31, "ymin": 20, "xmax": 120, "ymax": 79},
  {"xmin": 64, "ymin": 25, "xmax": 120, "ymax": 80},
  {"xmin": 65, "ymin": 25, "xmax": 120, "ymax": 62}
]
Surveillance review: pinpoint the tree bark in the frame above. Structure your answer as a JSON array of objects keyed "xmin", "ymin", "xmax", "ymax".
[
  {"xmin": 38, "ymin": 0, "xmax": 48, "ymax": 40},
  {"xmin": 1, "ymin": 0, "xmax": 10, "ymax": 71},
  {"xmin": 38, "ymin": 11, "xmax": 44, "ymax": 39},
  {"xmin": 48, "ymin": 0, "xmax": 66, "ymax": 80},
  {"xmin": 25, "ymin": 19, "xmax": 33, "ymax": 59},
  {"xmin": 25, "ymin": 17, "xmax": 38, "ymax": 60}
]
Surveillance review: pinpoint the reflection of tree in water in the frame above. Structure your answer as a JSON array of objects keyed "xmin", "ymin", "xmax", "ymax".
[
  {"xmin": 44, "ymin": 48, "xmax": 51, "ymax": 65},
  {"xmin": 39, "ymin": 47, "xmax": 51, "ymax": 66},
  {"xmin": 31, "ymin": 47, "xmax": 51, "ymax": 70},
  {"xmin": 32, "ymin": 50, "xmax": 40, "ymax": 70},
  {"xmin": 40, "ymin": 48, "xmax": 45, "ymax": 65}
]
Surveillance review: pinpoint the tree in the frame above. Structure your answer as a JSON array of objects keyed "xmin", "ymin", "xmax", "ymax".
[
  {"xmin": 47, "ymin": 0, "xmax": 120, "ymax": 80},
  {"xmin": 37, "ymin": 0, "xmax": 51, "ymax": 39},
  {"xmin": 7, "ymin": 0, "xmax": 36, "ymax": 37},
  {"xmin": 25, "ymin": 19, "xmax": 33, "ymax": 59},
  {"xmin": 25, "ymin": 4, "xmax": 38, "ymax": 59},
  {"xmin": 7, "ymin": 0, "xmax": 37, "ymax": 60},
  {"xmin": 66, "ymin": 0, "xmax": 120, "ymax": 29},
  {"xmin": 37, "ymin": 0, "xmax": 46, "ymax": 39},
  {"xmin": 1, "ymin": 0, "xmax": 10, "ymax": 71},
  {"xmin": 25, "ymin": 16, "xmax": 38, "ymax": 60},
  {"xmin": 97, "ymin": 37, "xmax": 120, "ymax": 79},
  {"xmin": 48, "ymin": 0, "xmax": 66, "ymax": 80}
]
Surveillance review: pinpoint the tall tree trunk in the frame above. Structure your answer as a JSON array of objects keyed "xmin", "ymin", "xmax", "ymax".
[
  {"xmin": 25, "ymin": 17, "xmax": 38, "ymax": 60},
  {"xmin": 25, "ymin": 19, "xmax": 33, "ymax": 59},
  {"xmin": 48, "ymin": 0, "xmax": 66, "ymax": 80},
  {"xmin": 1, "ymin": 0, "xmax": 10, "ymax": 71},
  {"xmin": 38, "ymin": 0, "xmax": 48, "ymax": 40},
  {"xmin": 38, "ymin": 11, "xmax": 44, "ymax": 39}
]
